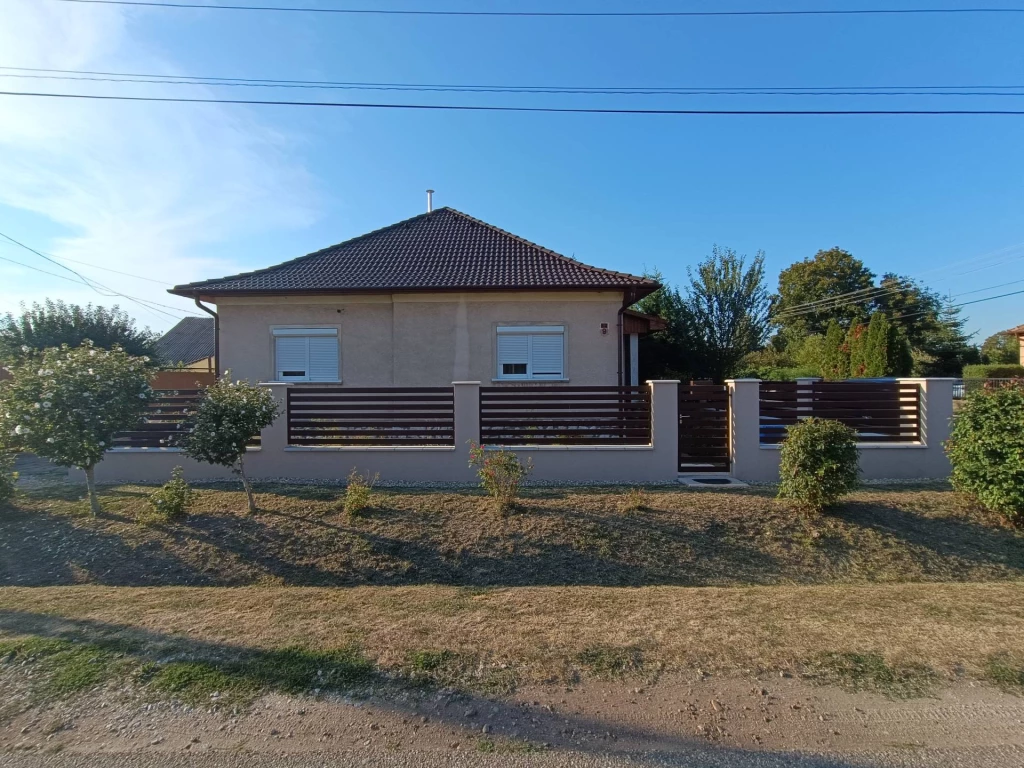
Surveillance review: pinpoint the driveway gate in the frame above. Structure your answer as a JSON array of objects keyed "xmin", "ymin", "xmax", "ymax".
[{"xmin": 678, "ymin": 382, "xmax": 730, "ymax": 473}]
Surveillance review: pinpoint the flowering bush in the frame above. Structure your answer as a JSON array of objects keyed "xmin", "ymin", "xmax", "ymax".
[
  {"xmin": 180, "ymin": 375, "xmax": 279, "ymax": 514},
  {"xmin": 947, "ymin": 380, "xmax": 1024, "ymax": 525},
  {"xmin": 468, "ymin": 441, "xmax": 532, "ymax": 515},
  {"xmin": 145, "ymin": 466, "xmax": 195, "ymax": 522},
  {"xmin": 0, "ymin": 341, "xmax": 152, "ymax": 516},
  {"xmin": 0, "ymin": 451, "xmax": 17, "ymax": 506}
]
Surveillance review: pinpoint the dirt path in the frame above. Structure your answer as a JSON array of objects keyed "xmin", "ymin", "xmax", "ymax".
[{"xmin": 3, "ymin": 675, "xmax": 1023, "ymax": 766}]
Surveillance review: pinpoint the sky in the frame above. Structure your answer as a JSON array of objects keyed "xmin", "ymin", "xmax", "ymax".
[{"xmin": 0, "ymin": 0, "xmax": 1022, "ymax": 341}]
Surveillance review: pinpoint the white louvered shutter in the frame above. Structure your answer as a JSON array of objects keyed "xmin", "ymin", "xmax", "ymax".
[
  {"xmin": 275, "ymin": 337, "xmax": 309, "ymax": 381},
  {"xmin": 530, "ymin": 334, "xmax": 564, "ymax": 378},
  {"xmin": 497, "ymin": 333, "xmax": 530, "ymax": 378},
  {"xmin": 307, "ymin": 336, "xmax": 340, "ymax": 382}
]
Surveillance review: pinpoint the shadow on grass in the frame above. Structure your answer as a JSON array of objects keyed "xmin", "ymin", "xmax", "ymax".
[{"xmin": 0, "ymin": 608, "xmax": 873, "ymax": 767}]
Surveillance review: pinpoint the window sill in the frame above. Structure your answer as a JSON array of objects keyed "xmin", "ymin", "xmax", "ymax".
[
  {"xmin": 260, "ymin": 381, "xmax": 342, "ymax": 386},
  {"xmin": 491, "ymin": 378, "xmax": 569, "ymax": 383}
]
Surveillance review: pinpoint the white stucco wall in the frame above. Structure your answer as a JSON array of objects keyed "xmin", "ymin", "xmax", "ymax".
[{"xmin": 216, "ymin": 291, "xmax": 625, "ymax": 387}]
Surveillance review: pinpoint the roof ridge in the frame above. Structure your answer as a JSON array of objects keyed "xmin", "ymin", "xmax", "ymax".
[{"xmin": 443, "ymin": 208, "xmax": 652, "ymax": 284}]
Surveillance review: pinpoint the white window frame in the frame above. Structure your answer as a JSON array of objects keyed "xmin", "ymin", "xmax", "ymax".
[
  {"xmin": 495, "ymin": 325, "xmax": 565, "ymax": 381},
  {"xmin": 272, "ymin": 327, "xmax": 340, "ymax": 382}
]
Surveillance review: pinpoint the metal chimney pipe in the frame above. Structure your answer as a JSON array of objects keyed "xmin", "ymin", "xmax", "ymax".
[{"xmin": 426, "ymin": 189, "xmax": 434, "ymax": 212}]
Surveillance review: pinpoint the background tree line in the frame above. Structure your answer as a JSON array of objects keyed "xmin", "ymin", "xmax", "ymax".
[{"xmin": 638, "ymin": 245, "xmax": 1014, "ymax": 383}]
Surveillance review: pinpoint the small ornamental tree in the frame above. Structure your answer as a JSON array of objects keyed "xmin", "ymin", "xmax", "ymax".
[
  {"xmin": 0, "ymin": 342, "xmax": 152, "ymax": 515},
  {"xmin": 777, "ymin": 418, "xmax": 860, "ymax": 515},
  {"xmin": 180, "ymin": 376, "xmax": 279, "ymax": 514},
  {"xmin": 946, "ymin": 381, "xmax": 1024, "ymax": 525},
  {"xmin": 820, "ymin": 320, "xmax": 850, "ymax": 381}
]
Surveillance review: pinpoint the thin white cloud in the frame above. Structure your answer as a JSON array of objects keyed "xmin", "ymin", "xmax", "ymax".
[{"xmin": 0, "ymin": 0, "xmax": 320, "ymax": 330}]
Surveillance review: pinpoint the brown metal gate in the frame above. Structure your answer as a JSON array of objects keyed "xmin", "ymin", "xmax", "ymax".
[{"xmin": 678, "ymin": 382, "xmax": 730, "ymax": 473}]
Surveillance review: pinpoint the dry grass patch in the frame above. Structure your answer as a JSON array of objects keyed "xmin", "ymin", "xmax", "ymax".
[
  {"xmin": 3, "ymin": 482, "xmax": 1023, "ymax": 588},
  {"xmin": 0, "ymin": 583, "xmax": 1022, "ymax": 698}
]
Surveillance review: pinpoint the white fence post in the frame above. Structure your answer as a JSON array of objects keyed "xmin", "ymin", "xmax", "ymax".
[
  {"xmin": 648, "ymin": 379, "xmax": 680, "ymax": 481},
  {"xmin": 453, "ymin": 381, "xmax": 481, "ymax": 451},
  {"xmin": 726, "ymin": 379, "xmax": 775, "ymax": 483},
  {"xmin": 259, "ymin": 382, "xmax": 291, "ymax": 454}
]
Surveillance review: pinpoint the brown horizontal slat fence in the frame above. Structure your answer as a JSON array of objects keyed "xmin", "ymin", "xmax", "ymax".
[
  {"xmin": 760, "ymin": 380, "xmax": 921, "ymax": 445},
  {"xmin": 678, "ymin": 383, "xmax": 730, "ymax": 472},
  {"xmin": 479, "ymin": 386, "xmax": 651, "ymax": 445},
  {"xmin": 287, "ymin": 387, "xmax": 455, "ymax": 446},
  {"xmin": 113, "ymin": 389, "xmax": 225, "ymax": 449}
]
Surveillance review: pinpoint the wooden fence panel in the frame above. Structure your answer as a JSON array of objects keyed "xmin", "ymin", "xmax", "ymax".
[
  {"xmin": 759, "ymin": 381, "xmax": 921, "ymax": 444},
  {"xmin": 479, "ymin": 386, "xmax": 651, "ymax": 445},
  {"xmin": 287, "ymin": 387, "xmax": 455, "ymax": 446}
]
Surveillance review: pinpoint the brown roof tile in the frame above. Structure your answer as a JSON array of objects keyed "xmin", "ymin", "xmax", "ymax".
[{"xmin": 170, "ymin": 208, "xmax": 658, "ymax": 300}]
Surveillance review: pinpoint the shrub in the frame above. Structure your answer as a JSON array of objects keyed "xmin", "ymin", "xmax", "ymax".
[
  {"xmin": 146, "ymin": 466, "xmax": 194, "ymax": 521},
  {"xmin": 468, "ymin": 442, "xmax": 532, "ymax": 515},
  {"xmin": 619, "ymin": 487, "xmax": 649, "ymax": 513},
  {"xmin": 961, "ymin": 364, "xmax": 1024, "ymax": 379},
  {"xmin": 777, "ymin": 418, "xmax": 859, "ymax": 514},
  {"xmin": 180, "ymin": 374, "xmax": 279, "ymax": 515},
  {"xmin": 342, "ymin": 468, "xmax": 378, "ymax": 517},
  {"xmin": 0, "ymin": 451, "xmax": 17, "ymax": 506},
  {"xmin": 946, "ymin": 381, "xmax": 1024, "ymax": 524}
]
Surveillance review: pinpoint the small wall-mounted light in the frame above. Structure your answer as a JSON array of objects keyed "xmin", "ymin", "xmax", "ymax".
[{"xmin": 600, "ymin": 323, "xmax": 609, "ymax": 335}]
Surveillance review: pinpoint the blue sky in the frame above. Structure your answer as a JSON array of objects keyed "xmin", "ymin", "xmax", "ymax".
[{"xmin": 0, "ymin": 0, "xmax": 1022, "ymax": 340}]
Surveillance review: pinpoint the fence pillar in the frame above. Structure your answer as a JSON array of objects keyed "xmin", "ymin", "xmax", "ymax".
[
  {"xmin": 726, "ymin": 379, "xmax": 774, "ymax": 483},
  {"xmin": 796, "ymin": 377, "xmax": 820, "ymax": 421},
  {"xmin": 647, "ymin": 380, "xmax": 680, "ymax": 480},
  {"xmin": 259, "ymin": 382, "xmax": 292, "ymax": 453},
  {"xmin": 453, "ymin": 381, "xmax": 481, "ymax": 450}
]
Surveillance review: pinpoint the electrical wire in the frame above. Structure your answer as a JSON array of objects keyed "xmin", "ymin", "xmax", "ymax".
[
  {"xmin": 5, "ymin": 66, "xmax": 1024, "ymax": 94},
  {"xmin": 5, "ymin": 90, "xmax": 1024, "ymax": 115},
  {"xmin": 49, "ymin": 1, "xmax": 1024, "ymax": 18},
  {"xmin": 0, "ymin": 232, "xmax": 199, "ymax": 320},
  {"xmin": 4, "ymin": 70, "xmax": 1024, "ymax": 97}
]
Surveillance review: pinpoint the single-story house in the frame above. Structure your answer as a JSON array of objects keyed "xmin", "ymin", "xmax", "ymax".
[
  {"xmin": 154, "ymin": 316, "xmax": 216, "ymax": 371},
  {"xmin": 169, "ymin": 207, "xmax": 661, "ymax": 387}
]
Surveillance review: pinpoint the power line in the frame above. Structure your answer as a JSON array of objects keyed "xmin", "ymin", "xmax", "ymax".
[
  {"xmin": 49, "ymin": 1, "xmax": 1024, "ymax": 18},
  {"xmin": 0, "ymin": 243, "xmax": 172, "ymax": 286},
  {"xmin": 4, "ymin": 68, "xmax": 1024, "ymax": 97},
  {"xmin": 0, "ymin": 231, "xmax": 198, "ymax": 320},
  {"xmin": 5, "ymin": 90, "xmax": 1024, "ymax": 115},
  {"xmin": 0, "ymin": 254, "xmax": 191, "ymax": 320},
  {"xmin": 5, "ymin": 66, "xmax": 1024, "ymax": 94}
]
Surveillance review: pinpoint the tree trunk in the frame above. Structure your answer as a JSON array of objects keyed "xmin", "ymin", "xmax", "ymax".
[
  {"xmin": 84, "ymin": 465, "xmax": 102, "ymax": 517},
  {"xmin": 239, "ymin": 456, "xmax": 256, "ymax": 515}
]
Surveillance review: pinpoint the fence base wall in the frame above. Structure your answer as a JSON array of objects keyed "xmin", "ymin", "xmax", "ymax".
[{"xmin": 726, "ymin": 378, "xmax": 954, "ymax": 484}]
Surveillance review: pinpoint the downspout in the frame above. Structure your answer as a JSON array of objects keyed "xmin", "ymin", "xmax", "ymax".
[
  {"xmin": 616, "ymin": 297, "xmax": 627, "ymax": 387},
  {"xmin": 194, "ymin": 296, "xmax": 220, "ymax": 377}
]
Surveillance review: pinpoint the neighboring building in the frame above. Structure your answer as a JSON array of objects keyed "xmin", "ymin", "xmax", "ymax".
[
  {"xmin": 1007, "ymin": 324, "xmax": 1024, "ymax": 366},
  {"xmin": 169, "ymin": 207, "xmax": 661, "ymax": 387},
  {"xmin": 154, "ymin": 316, "xmax": 215, "ymax": 371}
]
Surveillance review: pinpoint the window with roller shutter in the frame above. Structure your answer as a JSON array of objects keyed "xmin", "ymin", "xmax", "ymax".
[
  {"xmin": 495, "ymin": 326, "xmax": 564, "ymax": 380},
  {"xmin": 272, "ymin": 328, "xmax": 339, "ymax": 382}
]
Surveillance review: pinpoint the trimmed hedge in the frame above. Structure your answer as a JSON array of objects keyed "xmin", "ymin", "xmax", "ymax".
[
  {"xmin": 961, "ymin": 364, "xmax": 1024, "ymax": 379},
  {"xmin": 778, "ymin": 418, "xmax": 860, "ymax": 515}
]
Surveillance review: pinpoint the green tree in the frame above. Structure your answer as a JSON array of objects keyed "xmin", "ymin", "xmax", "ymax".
[
  {"xmin": 0, "ymin": 301, "xmax": 160, "ymax": 365},
  {"xmin": 684, "ymin": 245, "xmax": 771, "ymax": 381},
  {"xmin": 0, "ymin": 342, "xmax": 152, "ymax": 515},
  {"xmin": 860, "ymin": 312, "xmax": 912, "ymax": 378},
  {"xmin": 914, "ymin": 298, "xmax": 979, "ymax": 377},
  {"xmin": 981, "ymin": 331, "xmax": 1020, "ymax": 365},
  {"xmin": 774, "ymin": 248, "xmax": 875, "ymax": 337},
  {"xmin": 632, "ymin": 269, "xmax": 697, "ymax": 381},
  {"xmin": 181, "ymin": 375, "xmax": 279, "ymax": 514},
  {"xmin": 873, "ymin": 274, "xmax": 942, "ymax": 348},
  {"xmin": 846, "ymin": 323, "xmax": 869, "ymax": 378},
  {"xmin": 820, "ymin": 320, "xmax": 849, "ymax": 380}
]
